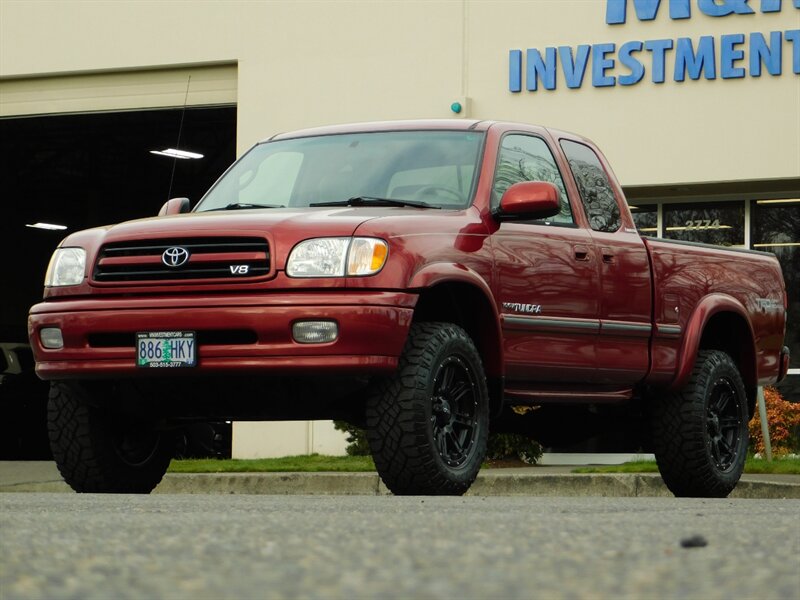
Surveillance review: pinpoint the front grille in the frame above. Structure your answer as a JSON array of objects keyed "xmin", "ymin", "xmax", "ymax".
[{"xmin": 93, "ymin": 237, "xmax": 270, "ymax": 283}]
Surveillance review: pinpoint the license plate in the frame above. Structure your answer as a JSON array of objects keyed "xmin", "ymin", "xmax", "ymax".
[{"xmin": 136, "ymin": 331, "xmax": 196, "ymax": 368}]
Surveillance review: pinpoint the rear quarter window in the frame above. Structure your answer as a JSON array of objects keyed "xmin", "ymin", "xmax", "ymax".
[{"xmin": 560, "ymin": 140, "xmax": 621, "ymax": 233}]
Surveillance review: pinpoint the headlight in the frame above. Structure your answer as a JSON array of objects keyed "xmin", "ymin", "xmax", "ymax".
[
  {"xmin": 287, "ymin": 237, "xmax": 388, "ymax": 278},
  {"xmin": 45, "ymin": 247, "xmax": 87, "ymax": 287}
]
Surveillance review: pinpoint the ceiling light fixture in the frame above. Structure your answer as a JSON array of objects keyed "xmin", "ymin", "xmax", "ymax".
[
  {"xmin": 756, "ymin": 199, "xmax": 800, "ymax": 204},
  {"xmin": 26, "ymin": 222, "xmax": 68, "ymax": 231},
  {"xmin": 149, "ymin": 148, "xmax": 204, "ymax": 159}
]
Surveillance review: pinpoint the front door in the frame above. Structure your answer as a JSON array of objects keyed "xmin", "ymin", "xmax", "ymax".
[{"xmin": 491, "ymin": 133, "xmax": 601, "ymax": 384}]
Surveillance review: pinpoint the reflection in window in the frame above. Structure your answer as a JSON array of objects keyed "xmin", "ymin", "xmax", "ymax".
[
  {"xmin": 198, "ymin": 131, "xmax": 483, "ymax": 211},
  {"xmin": 752, "ymin": 199, "xmax": 800, "ymax": 368},
  {"xmin": 560, "ymin": 140, "xmax": 621, "ymax": 233},
  {"xmin": 492, "ymin": 134, "xmax": 574, "ymax": 225},
  {"xmin": 663, "ymin": 202, "xmax": 744, "ymax": 246},
  {"xmin": 629, "ymin": 204, "xmax": 658, "ymax": 237}
]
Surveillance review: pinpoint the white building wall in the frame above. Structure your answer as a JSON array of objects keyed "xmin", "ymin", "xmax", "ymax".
[
  {"xmin": 232, "ymin": 421, "xmax": 348, "ymax": 459},
  {"xmin": 2, "ymin": 1, "xmax": 798, "ymax": 186}
]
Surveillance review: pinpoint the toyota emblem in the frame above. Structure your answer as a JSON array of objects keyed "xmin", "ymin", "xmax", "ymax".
[{"xmin": 162, "ymin": 246, "xmax": 190, "ymax": 267}]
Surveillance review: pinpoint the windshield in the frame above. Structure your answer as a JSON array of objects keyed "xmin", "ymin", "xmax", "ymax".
[{"xmin": 195, "ymin": 130, "xmax": 484, "ymax": 212}]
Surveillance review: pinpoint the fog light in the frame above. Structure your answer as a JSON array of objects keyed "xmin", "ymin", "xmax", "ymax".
[
  {"xmin": 292, "ymin": 321, "xmax": 338, "ymax": 344},
  {"xmin": 40, "ymin": 327, "xmax": 64, "ymax": 349}
]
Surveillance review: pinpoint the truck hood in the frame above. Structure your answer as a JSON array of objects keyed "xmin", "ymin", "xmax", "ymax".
[
  {"xmin": 105, "ymin": 207, "xmax": 382, "ymax": 241},
  {"xmin": 57, "ymin": 206, "xmax": 458, "ymax": 280}
]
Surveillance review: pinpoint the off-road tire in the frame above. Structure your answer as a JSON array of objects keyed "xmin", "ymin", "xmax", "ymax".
[
  {"xmin": 48, "ymin": 381, "xmax": 174, "ymax": 493},
  {"xmin": 366, "ymin": 322, "xmax": 489, "ymax": 495},
  {"xmin": 651, "ymin": 350, "xmax": 749, "ymax": 498}
]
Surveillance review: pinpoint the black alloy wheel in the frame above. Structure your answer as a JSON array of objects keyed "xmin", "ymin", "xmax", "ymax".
[
  {"xmin": 112, "ymin": 425, "xmax": 164, "ymax": 468},
  {"xmin": 705, "ymin": 376, "xmax": 744, "ymax": 472},
  {"xmin": 430, "ymin": 355, "xmax": 480, "ymax": 468}
]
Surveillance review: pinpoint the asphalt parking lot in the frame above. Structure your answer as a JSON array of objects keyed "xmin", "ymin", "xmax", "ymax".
[{"xmin": 2, "ymin": 493, "xmax": 799, "ymax": 599}]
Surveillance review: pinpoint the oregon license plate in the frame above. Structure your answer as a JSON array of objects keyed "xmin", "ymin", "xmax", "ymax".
[{"xmin": 136, "ymin": 331, "xmax": 196, "ymax": 368}]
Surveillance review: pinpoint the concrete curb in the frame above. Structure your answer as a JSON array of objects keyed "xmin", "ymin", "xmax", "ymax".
[{"xmin": 2, "ymin": 471, "xmax": 799, "ymax": 498}]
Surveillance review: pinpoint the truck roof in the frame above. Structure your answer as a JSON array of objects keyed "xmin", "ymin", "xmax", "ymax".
[
  {"xmin": 263, "ymin": 120, "xmax": 595, "ymax": 149},
  {"xmin": 265, "ymin": 119, "xmax": 496, "ymax": 142}
]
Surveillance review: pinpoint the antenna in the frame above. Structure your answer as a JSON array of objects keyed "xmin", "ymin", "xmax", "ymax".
[{"xmin": 167, "ymin": 75, "xmax": 192, "ymax": 201}]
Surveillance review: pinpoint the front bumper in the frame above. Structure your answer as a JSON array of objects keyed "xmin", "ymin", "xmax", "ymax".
[{"xmin": 28, "ymin": 291, "xmax": 416, "ymax": 380}]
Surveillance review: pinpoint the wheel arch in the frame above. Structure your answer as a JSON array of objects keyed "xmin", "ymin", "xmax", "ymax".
[
  {"xmin": 408, "ymin": 265, "xmax": 503, "ymax": 416},
  {"xmin": 672, "ymin": 294, "xmax": 757, "ymax": 416}
]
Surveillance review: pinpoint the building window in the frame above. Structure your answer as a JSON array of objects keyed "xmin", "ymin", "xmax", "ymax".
[
  {"xmin": 752, "ymin": 199, "xmax": 800, "ymax": 368},
  {"xmin": 663, "ymin": 201, "xmax": 745, "ymax": 247},
  {"xmin": 629, "ymin": 204, "xmax": 658, "ymax": 237}
]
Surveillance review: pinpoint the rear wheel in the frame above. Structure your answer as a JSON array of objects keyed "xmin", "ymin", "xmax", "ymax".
[
  {"xmin": 366, "ymin": 322, "xmax": 489, "ymax": 495},
  {"xmin": 651, "ymin": 350, "xmax": 749, "ymax": 498},
  {"xmin": 48, "ymin": 381, "xmax": 174, "ymax": 493}
]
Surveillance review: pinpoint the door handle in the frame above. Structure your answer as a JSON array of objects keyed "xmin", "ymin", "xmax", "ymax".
[
  {"xmin": 574, "ymin": 245, "xmax": 590, "ymax": 261},
  {"xmin": 601, "ymin": 247, "xmax": 614, "ymax": 264}
]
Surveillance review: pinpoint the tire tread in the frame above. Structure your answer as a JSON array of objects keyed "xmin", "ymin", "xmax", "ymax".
[
  {"xmin": 651, "ymin": 350, "xmax": 748, "ymax": 498},
  {"xmin": 366, "ymin": 322, "xmax": 489, "ymax": 495}
]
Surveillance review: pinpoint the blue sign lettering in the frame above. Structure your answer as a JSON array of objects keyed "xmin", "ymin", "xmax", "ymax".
[
  {"xmin": 607, "ymin": 0, "xmax": 791, "ymax": 23},
  {"xmin": 559, "ymin": 45, "xmax": 592, "ymax": 88},
  {"xmin": 787, "ymin": 29, "xmax": 800, "ymax": 72},
  {"xmin": 750, "ymin": 31, "xmax": 782, "ymax": 75},
  {"xmin": 527, "ymin": 48, "xmax": 557, "ymax": 90},
  {"xmin": 697, "ymin": 0, "xmax": 754, "ymax": 17},
  {"xmin": 675, "ymin": 37, "xmax": 716, "ymax": 81},
  {"xmin": 619, "ymin": 41, "xmax": 646, "ymax": 84},
  {"xmin": 721, "ymin": 33, "xmax": 747, "ymax": 78},
  {"xmin": 644, "ymin": 39, "xmax": 674, "ymax": 83},
  {"xmin": 607, "ymin": 0, "xmax": 690, "ymax": 24},
  {"xmin": 593, "ymin": 43, "xmax": 618, "ymax": 86},
  {"xmin": 509, "ymin": 49, "xmax": 522, "ymax": 91},
  {"xmin": 509, "ymin": 1, "xmax": 798, "ymax": 93}
]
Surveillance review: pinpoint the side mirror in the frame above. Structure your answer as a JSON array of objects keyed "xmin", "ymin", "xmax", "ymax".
[
  {"xmin": 158, "ymin": 197, "xmax": 191, "ymax": 216},
  {"xmin": 496, "ymin": 181, "xmax": 560, "ymax": 221}
]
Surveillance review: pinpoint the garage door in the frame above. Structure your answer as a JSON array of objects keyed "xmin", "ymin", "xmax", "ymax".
[{"xmin": 0, "ymin": 63, "xmax": 236, "ymax": 117}]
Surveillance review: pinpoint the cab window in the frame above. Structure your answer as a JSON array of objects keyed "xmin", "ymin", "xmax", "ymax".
[
  {"xmin": 560, "ymin": 140, "xmax": 621, "ymax": 233},
  {"xmin": 492, "ymin": 134, "xmax": 574, "ymax": 226}
]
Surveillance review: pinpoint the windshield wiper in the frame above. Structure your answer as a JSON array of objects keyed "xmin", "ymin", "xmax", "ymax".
[
  {"xmin": 310, "ymin": 196, "xmax": 440, "ymax": 209},
  {"xmin": 203, "ymin": 203, "xmax": 285, "ymax": 212}
]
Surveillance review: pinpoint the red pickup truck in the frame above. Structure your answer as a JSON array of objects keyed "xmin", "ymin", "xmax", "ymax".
[{"xmin": 29, "ymin": 120, "xmax": 790, "ymax": 498}]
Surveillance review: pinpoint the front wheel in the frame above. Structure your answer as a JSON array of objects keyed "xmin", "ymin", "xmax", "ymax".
[
  {"xmin": 366, "ymin": 322, "xmax": 489, "ymax": 495},
  {"xmin": 48, "ymin": 381, "xmax": 174, "ymax": 493},
  {"xmin": 651, "ymin": 350, "xmax": 749, "ymax": 498}
]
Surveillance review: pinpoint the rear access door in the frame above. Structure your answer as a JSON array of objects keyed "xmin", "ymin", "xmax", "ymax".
[{"xmin": 557, "ymin": 137, "xmax": 653, "ymax": 386}]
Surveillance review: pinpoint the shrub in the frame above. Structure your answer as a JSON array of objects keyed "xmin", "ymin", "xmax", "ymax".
[
  {"xmin": 333, "ymin": 421, "xmax": 370, "ymax": 456},
  {"xmin": 748, "ymin": 386, "xmax": 800, "ymax": 456},
  {"xmin": 333, "ymin": 421, "xmax": 543, "ymax": 464},
  {"xmin": 486, "ymin": 433, "xmax": 543, "ymax": 464}
]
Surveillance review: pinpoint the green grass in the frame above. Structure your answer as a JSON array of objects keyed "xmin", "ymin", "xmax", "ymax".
[
  {"xmin": 572, "ymin": 457, "xmax": 800, "ymax": 475},
  {"xmin": 741, "ymin": 456, "xmax": 800, "ymax": 474},
  {"xmin": 168, "ymin": 454, "xmax": 800, "ymax": 475},
  {"xmin": 572, "ymin": 460, "xmax": 659, "ymax": 474},
  {"xmin": 168, "ymin": 454, "xmax": 376, "ymax": 473}
]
